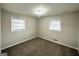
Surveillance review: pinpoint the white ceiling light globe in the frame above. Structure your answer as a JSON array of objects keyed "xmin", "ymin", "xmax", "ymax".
[
  {"xmin": 36, "ymin": 10, "xmax": 44, "ymax": 16},
  {"xmin": 35, "ymin": 7, "xmax": 46, "ymax": 16}
]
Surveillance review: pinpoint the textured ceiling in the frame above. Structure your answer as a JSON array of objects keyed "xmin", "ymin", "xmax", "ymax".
[{"xmin": 1, "ymin": 3, "xmax": 79, "ymax": 18}]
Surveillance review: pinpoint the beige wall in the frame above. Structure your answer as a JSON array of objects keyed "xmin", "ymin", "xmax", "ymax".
[
  {"xmin": 38, "ymin": 12, "xmax": 78, "ymax": 48},
  {"xmin": 0, "ymin": 7, "xmax": 1, "ymax": 53},
  {"xmin": 1, "ymin": 10, "xmax": 37, "ymax": 49},
  {"xmin": 78, "ymin": 12, "xmax": 79, "ymax": 51}
]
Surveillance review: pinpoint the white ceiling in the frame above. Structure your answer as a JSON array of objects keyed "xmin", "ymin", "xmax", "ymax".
[{"xmin": 1, "ymin": 3, "xmax": 79, "ymax": 18}]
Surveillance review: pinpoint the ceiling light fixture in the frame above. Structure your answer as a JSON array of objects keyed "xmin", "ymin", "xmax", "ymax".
[{"xmin": 35, "ymin": 7, "xmax": 46, "ymax": 16}]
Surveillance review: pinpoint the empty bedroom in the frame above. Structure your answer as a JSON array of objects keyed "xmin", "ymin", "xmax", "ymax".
[{"xmin": 0, "ymin": 3, "xmax": 79, "ymax": 56}]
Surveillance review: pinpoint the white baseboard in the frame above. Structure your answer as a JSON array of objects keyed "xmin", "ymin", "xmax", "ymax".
[
  {"xmin": 1, "ymin": 35, "xmax": 37, "ymax": 50},
  {"xmin": 38, "ymin": 35, "xmax": 78, "ymax": 50}
]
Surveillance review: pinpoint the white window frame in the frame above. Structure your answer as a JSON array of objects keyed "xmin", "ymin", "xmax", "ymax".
[
  {"xmin": 11, "ymin": 17, "xmax": 25, "ymax": 32},
  {"xmin": 49, "ymin": 17, "xmax": 61, "ymax": 32}
]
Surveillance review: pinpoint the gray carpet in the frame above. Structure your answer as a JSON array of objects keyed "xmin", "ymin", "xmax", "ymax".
[{"xmin": 2, "ymin": 37, "xmax": 78, "ymax": 56}]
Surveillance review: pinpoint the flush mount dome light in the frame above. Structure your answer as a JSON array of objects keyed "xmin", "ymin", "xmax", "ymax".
[{"xmin": 35, "ymin": 7, "xmax": 46, "ymax": 16}]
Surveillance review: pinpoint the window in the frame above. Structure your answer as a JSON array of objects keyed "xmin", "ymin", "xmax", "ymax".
[
  {"xmin": 49, "ymin": 18, "xmax": 61, "ymax": 31},
  {"xmin": 11, "ymin": 17, "xmax": 25, "ymax": 32}
]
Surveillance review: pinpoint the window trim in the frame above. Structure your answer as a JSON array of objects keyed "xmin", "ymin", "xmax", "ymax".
[
  {"xmin": 49, "ymin": 17, "xmax": 61, "ymax": 32},
  {"xmin": 11, "ymin": 16, "xmax": 25, "ymax": 32}
]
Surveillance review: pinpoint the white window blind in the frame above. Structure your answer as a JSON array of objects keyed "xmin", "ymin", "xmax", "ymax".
[
  {"xmin": 49, "ymin": 18, "xmax": 61, "ymax": 31},
  {"xmin": 11, "ymin": 17, "xmax": 25, "ymax": 32}
]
